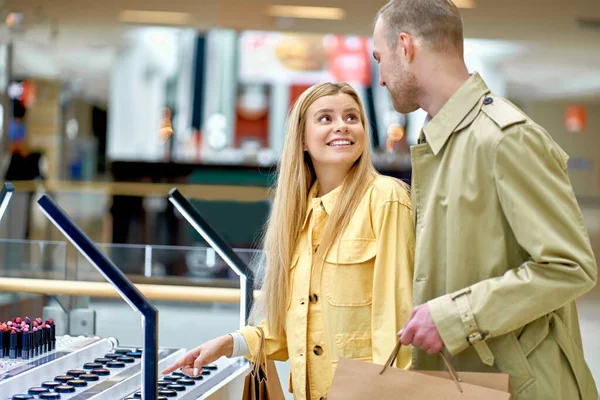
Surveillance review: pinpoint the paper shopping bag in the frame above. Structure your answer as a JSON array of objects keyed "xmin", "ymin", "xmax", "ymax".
[
  {"xmin": 418, "ymin": 370, "xmax": 510, "ymax": 392},
  {"xmin": 241, "ymin": 327, "xmax": 285, "ymax": 400},
  {"xmin": 328, "ymin": 340, "xmax": 511, "ymax": 399}
]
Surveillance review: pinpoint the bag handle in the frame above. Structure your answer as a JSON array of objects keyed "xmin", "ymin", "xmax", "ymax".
[
  {"xmin": 380, "ymin": 339, "xmax": 464, "ymax": 393},
  {"xmin": 252, "ymin": 327, "xmax": 270, "ymax": 380}
]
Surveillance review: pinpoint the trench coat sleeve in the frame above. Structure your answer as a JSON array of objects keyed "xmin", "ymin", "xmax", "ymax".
[{"xmin": 428, "ymin": 123, "xmax": 597, "ymax": 355}]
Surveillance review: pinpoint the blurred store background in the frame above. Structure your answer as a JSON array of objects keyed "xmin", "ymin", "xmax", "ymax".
[{"xmin": 0, "ymin": 0, "xmax": 599, "ymax": 396}]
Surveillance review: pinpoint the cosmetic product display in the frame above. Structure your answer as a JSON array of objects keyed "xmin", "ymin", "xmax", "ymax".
[
  {"xmin": 0, "ymin": 318, "xmax": 243, "ymax": 400},
  {"xmin": 1, "ymin": 188, "xmax": 252, "ymax": 399},
  {"xmin": 0, "ymin": 317, "xmax": 56, "ymax": 362}
]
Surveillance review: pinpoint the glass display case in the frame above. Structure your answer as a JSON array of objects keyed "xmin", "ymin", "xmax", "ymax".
[{"xmin": 0, "ymin": 187, "xmax": 253, "ymax": 399}]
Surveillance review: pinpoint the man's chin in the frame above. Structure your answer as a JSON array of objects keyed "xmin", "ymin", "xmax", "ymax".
[{"xmin": 392, "ymin": 102, "xmax": 418, "ymax": 115}]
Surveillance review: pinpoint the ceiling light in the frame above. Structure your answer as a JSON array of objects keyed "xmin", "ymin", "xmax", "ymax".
[
  {"xmin": 118, "ymin": 10, "xmax": 192, "ymax": 25},
  {"xmin": 452, "ymin": 0, "xmax": 476, "ymax": 8},
  {"xmin": 265, "ymin": 5, "xmax": 346, "ymax": 20}
]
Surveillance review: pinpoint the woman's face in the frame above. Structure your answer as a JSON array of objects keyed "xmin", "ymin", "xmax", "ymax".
[{"xmin": 303, "ymin": 93, "xmax": 365, "ymax": 172}]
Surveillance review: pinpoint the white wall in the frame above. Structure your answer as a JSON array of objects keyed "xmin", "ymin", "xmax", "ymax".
[
  {"xmin": 404, "ymin": 39, "xmax": 510, "ymax": 144},
  {"xmin": 107, "ymin": 28, "xmax": 181, "ymax": 161},
  {"xmin": 527, "ymin": 100, "xmax": 600, "ymax": 198}
]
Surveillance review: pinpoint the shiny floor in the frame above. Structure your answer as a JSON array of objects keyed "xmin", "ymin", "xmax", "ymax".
[
  {"xmin": 579, "ymin": 275, "xmax": 600, "ymax": 393},
  {"xmin": 580, "ymin": 207, "xmax": 600, "ymax": 393}
]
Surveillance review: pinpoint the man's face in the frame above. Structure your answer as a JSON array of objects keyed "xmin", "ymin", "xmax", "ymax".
[{"xmin": 373, "ymin": 17, "xmax": 420, "ymax": 114}]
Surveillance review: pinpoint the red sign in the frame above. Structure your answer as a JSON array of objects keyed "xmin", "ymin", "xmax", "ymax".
[
  {"xmin": 326, "ymin": 35, "xmax": 371, "ymax": 87},
  {"xmin": 565, "ymin": 105, "xmax": 587, "ymax": 133}
]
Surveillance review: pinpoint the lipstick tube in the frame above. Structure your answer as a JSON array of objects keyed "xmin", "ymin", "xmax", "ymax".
[
  {"xmin": 0, "ymin": 330, "xmax": 4, "ymax": 358},
  {"xmin": 9, "ymin": 331, "xmax": 17, "ymax": 359},
  {"xmin": 21, "ymin": 331, "xmax": 29, "ymax": 360}
]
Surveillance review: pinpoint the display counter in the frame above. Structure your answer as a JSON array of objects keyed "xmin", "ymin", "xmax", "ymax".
[{"xmin": 0, "ymin": 184, "xmax": 255, "ymax": 400}]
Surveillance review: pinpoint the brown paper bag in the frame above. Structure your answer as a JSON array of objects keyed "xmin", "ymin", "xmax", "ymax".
[
  {"xmin": 242, "ymin": 327, "xmax": 285, "ymax": 400},
  {"xmin": 328, "ymin": 340, "xmax": 511, "ymax": 399},
  {"xmin": 418, "ymin": 370, "xmax": 510, "ymax": 392}
]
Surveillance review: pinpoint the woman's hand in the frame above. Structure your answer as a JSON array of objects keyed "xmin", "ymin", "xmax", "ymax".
[{"xmin": 161, "ymin": 335, "xmax": 234, "ymax": 377}]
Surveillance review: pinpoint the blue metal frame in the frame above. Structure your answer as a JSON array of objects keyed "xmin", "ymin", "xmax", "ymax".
[
  {"xmin": 168, "ymin": 188, "xmax": 255, "ymax": 326},
  {"xmin": 0, "ymin": 182, "xmax": 15, "ymax": 223},
  {"xmin": 37, "ymin": 194, "xmax": 158, "ymax": 400}
]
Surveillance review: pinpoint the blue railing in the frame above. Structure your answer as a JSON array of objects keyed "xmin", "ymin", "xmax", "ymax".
[
  {"xmin": 168, "ymin": 188, "xmax": 255, "ymax": 328},
  {"xmin": 37, "ymin": 194, "xmax": 159, "ymax": 400},
  {"xmin": 0, "ymin": 182, "xmax": 15, "ymax": 222}
]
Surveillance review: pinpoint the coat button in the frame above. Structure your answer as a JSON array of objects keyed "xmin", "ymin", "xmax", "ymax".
[
  {"xmin": 313, "ymin": 346, "xmax": 323, "ymax": 356},
  {"xmin": 483, "ymin": 97, "xmax": 493, "ymax": 105},
  {"xmin": 309, "ymin": 294, "xmax": 318, "ymax": 303},
  {"xmin": 320, "ymin": 397, "xmax": 327, "ymax": 400}
]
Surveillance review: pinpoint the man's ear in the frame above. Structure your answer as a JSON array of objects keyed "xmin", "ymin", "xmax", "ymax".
[{"xmin": 398, "ymin": 32, "xmax": 415, "ymax": 63}]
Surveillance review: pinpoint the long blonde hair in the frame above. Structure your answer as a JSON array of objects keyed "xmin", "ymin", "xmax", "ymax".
[{"xmin": 252, "ymin": 82, "xmax": 379, "ymax": 336}]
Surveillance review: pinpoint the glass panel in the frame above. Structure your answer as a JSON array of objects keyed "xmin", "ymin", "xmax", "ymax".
[
  {"xmin": 0, "ymin": 239, "xmax": 68, "ymax": 280},
  {"xmin": 75, "ymin": 243, "xmax": 262, "ymax": 288},
  {"xmin": 75, "ymin": 243, "xmax": 146, "ymax": 281}
]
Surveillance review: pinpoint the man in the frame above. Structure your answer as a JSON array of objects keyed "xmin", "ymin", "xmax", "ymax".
[{"xmin": 372, "ymin": 1, "xmax": 598, "ymax": 399}]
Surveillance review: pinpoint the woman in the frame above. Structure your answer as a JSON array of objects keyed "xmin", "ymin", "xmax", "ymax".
[{"xmin": 162, "ymin": 82, "xmax": 415, "ymax": 400}]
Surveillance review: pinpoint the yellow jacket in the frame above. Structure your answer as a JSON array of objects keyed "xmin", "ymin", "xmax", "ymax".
[{"xmin": 238, "ymin": 175, "xmax": 415, "ymax": 400}]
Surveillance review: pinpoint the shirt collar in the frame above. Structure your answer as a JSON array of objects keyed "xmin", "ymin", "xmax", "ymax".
[
  {"xmin": 422, "ymin": 72, "xmax": 491, "ymax": 155},
  {"xmin": 301, "ymin": 181, "xmax": 342, "ymax": 229}
]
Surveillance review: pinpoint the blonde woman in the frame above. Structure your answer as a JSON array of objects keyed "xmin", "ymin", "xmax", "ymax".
[{"xmin": 162, "ymin": 82, "xmax": 415, "ymax": 400}]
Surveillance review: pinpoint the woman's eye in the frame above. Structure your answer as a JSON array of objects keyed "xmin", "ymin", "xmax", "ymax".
[
  {"xmin": 347, "ymin": 114, "xmax": 358, "ymax": 121},
  {"xmin": 319, "ymin": 115, "xmax": 331, "ymax": 123}
]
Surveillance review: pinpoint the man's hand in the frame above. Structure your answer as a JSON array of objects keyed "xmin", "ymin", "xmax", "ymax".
[{"xmin": 399, "ymin": 303, "xmax": 444, "ymax": 355}]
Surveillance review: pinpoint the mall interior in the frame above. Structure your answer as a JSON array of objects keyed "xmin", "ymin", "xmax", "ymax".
[{"xmin": 0, "ymin": 0, "xmax": 599, "ymax": 399}]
